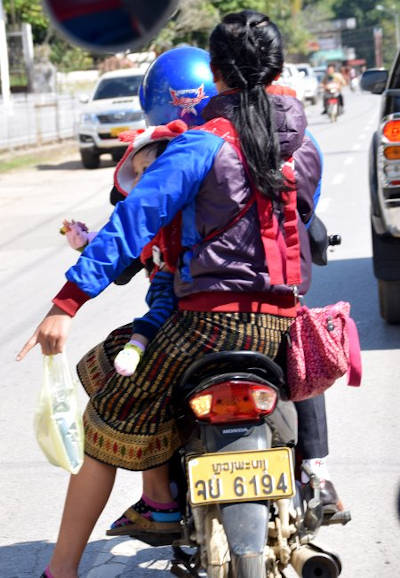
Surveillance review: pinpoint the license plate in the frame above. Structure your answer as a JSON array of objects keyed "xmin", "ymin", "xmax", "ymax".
[
  {"xmin": 187, "ymin": 448, "xmax": 294, "ymax": 506},
  {"xmin": 110, "ymin": 126, "xmax": 130, "ymax": 137}
]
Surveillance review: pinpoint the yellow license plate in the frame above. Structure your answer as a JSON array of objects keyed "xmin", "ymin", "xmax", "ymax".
[
  {"xmin": 187, "ymin": 448, "xmax": 294, "ymax": 506},
  {"xmin": 110, "ymin": 126, "xmax": 130, "ymax": 137}
]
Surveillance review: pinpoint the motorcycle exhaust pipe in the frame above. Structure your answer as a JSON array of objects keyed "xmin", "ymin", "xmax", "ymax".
[{"xmin": 291, "ymin": 545, "xmax": 341, "ymax": 578}]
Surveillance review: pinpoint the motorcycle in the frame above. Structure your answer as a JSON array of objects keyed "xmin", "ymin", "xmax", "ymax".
[
  {"xmin": 324, "ymin": 81, "xmax": 341, "ymax": 123},
  {"xmin": 130, "ymin": 350, "xmax": 351, "ymax": 578}
]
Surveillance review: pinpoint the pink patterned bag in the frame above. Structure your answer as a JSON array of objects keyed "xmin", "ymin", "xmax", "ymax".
[{"xmin": 286, "ymin": 301, "xmax": 362, "ymax": 401}]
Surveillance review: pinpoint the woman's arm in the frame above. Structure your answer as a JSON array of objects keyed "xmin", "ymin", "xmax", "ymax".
[{"xmin": 17, "ymin": 130, "xmax": 224, "ymax": 358}]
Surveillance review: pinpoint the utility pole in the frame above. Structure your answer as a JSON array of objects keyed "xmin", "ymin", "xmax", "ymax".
[{"xmin": 0, "ymin": 0, "xmax": 11, "ymax": 108}]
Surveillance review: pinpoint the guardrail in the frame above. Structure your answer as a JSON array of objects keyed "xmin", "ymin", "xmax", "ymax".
[{"xmin": 0, "ymin": 93, "xmax": 80, "ymax": 151}]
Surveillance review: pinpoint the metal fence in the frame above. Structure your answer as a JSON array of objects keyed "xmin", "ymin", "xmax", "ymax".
[{"xmin": 0, "ymin": 93, "xmax": 80, "ymax": 151}]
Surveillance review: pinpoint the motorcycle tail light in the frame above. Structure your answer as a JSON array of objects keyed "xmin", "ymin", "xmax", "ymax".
[
  {"xmin": 189, "ymin": 380, "xmax": 277, "ymax": 424},
  {"xmin": 383, "ymin": 120, "xmax": 400, "ymax": 142},
  {"xmin": 384, "ymin": 146, "xmax": 400, "ymax": 160}
]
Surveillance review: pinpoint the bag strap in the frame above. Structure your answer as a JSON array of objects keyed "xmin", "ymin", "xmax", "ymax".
[
  {"xmin": 346, "ymin": 317, "xmax": 362, "ymax": 387},
  {"xmin": 197, "ymin": 117, "xmax": 302, "ymax": 287}
]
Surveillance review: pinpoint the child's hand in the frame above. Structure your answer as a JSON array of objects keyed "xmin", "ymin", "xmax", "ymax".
[
  {"xmin": 114, "ymin": 339, "xmax": 146, "ymax": 377},
  {"xmin": 60, "ymin": 219, "xmax": 90, "ymax": 251},
  {"xmin": 114, "ymin": 345, "xmax": 142, "ymax": 377}
]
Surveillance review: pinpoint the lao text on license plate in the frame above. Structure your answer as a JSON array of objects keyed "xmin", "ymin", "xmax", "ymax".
[
  {"xmin": 110, "ymin": 126, "xmax": 130, "ymax": 137},
  {"xmin": 187, "ymin": 448, "xmax": 294, "ymax": 506}
]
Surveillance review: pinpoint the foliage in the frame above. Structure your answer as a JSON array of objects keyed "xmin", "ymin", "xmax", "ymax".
[
  {"xmin": 151, "ymin": 0, "xmax": 313, "ymax": 57},
  {"xmin": 6, "ymin": 0, "xmax": 400, "ymax": 71},
  {"xmin": 152, "ymin": 0, "xmax": 219, "ymax": 52},
  {"xmin": 3, "ymin": 0, "xmax": 49, "ymax": 43},
  {"xmin": 50, "ymin": 41, "xmax": 94, "ymax": 73}
]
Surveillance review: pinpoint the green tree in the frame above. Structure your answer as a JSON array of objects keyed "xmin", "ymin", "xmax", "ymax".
[
  {"xmin": 152, "ymin": 0, "xmax": 219, "ymax": 52},
  {"xmin": 3, "ymin": 0, "xmax": 48, "ymax": 43}
]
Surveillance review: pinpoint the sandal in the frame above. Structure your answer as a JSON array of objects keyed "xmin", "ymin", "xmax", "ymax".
[
  {"xmin": 40, "ymin": 568, "xmax": 54, "ymax": 578},
  {"xmin": 107, "ymin": 498, "xmax": 182, "ymax": 537}
]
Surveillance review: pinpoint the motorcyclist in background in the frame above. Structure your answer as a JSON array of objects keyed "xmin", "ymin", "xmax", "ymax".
[{"xmin": 321, "ymin": 63, "xmax": 346, "ymax": 115}]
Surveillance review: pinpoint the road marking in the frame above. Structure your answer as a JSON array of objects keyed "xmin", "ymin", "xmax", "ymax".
[
  {"xmin": 344, "ymin": 157, "xmax": 354, "ymax": 166},
  {"xmin": 317, "ymin": 198, "xmax": 332, "ymax": 214},
  {"xmin": 330, "ymin": 173, "xmax": 345, "ymax": 185}
]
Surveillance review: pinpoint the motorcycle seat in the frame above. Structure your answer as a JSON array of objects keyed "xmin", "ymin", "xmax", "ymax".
[{"xmin": 177, "ymin": 351, "xmax": 285, "ymax": 397}]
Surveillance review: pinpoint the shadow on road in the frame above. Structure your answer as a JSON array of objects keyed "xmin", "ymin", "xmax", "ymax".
[
  {"xmin": 0, "ymin": 538, "xmax": 174, "ymax": 577},
  {"xmin": 308, "ymin": 257, "xmax": 400, "ymax": 351},
  {"xmin": 36, "ymin": 159, "xmax": 116, "ymax": 171}
]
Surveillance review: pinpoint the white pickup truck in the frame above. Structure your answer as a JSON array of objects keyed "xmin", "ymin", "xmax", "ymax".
[
  {"xmin": 361, "ymin": 59, "xmax": 400, "ymax": 323},
  {"xmin": 77, "ymin": 67, "xmax": 148, "ymax": 168}
]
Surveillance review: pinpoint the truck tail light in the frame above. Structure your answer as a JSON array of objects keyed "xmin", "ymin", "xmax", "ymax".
[
  {"xmin": 189, "ymin": 380, "xmax": 277, "ymax": 424},
  {"xmin": 383, "ymin": 120, "xmax": 400, "ymax": 142},
  {"xmin": 384, "ymin": 146, "xmax": 400, "ymax": 160}
]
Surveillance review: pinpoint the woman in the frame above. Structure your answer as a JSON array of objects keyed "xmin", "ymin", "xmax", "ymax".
[{"xmin": 18, "ymin": 11, "xmax": 321, "ymax": 578}]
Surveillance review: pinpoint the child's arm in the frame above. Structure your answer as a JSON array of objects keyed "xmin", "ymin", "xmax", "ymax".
[{"xmin": 113, "ymin": 271, "xmax": 177, "ymax": 377}]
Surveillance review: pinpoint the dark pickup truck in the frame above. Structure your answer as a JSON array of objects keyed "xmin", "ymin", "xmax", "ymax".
[{"xmin": 361, "ymin": 59, "xmax": 400, "ymax": 323}]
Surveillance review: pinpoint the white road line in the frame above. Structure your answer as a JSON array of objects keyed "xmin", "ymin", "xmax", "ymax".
[
  {"xmin": 317, "ymin": 198, "xmax": 332, "ymax": 214},
  {"xmin": 344, "ymin": 157, "xmax": 355, "ymax": 166},
  {"xmin": 330, "ymin": 173, "xmax": 345, "ymax": 186}
]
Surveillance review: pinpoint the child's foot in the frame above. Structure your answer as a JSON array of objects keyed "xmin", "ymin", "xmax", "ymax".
[
  {"xmin": 114, "ymin": 343, "xmax": 143, "ymax": 376},
  {"xmin": 107, "ymin": 496, "xmax": 182, "ymax": 536}
]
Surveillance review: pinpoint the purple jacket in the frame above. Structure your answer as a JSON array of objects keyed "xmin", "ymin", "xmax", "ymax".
[{"xmin": 175, "ymin": 93, "xmax": 320, "ymax": 301}]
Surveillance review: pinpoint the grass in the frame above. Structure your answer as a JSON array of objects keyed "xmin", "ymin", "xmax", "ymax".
[{"xmin": 0, "ymin": 140, "xmax": 78, "ymax": 173}]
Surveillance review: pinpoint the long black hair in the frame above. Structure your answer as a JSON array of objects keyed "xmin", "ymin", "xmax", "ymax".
[{"xmin": 209, "ymin": 11, "xmax": 284, "ymax": 199}]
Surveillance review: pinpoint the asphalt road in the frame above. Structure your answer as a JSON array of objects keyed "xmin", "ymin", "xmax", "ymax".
[{"xmin": 1, "ymin": 88, "xmax": 399, "ymax": 577}]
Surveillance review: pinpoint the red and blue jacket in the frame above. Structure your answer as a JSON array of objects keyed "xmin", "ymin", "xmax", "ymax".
[{"xmin": 53, "ymin": 91, "xmax": 321, "ymax": 319}]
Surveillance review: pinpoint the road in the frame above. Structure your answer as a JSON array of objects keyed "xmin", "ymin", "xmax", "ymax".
[{"xmin": 1, "ymin": 88, "xmax": 399, "ymax": 577}]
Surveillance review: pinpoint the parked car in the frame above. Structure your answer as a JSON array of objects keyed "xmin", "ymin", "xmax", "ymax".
[
  {"xmin": 77, "ymin": 67, "xmax": 148, "ymax": 169},
  {"xmin": 297, "ymin": 63, "xmax": 319, "ymax": 105},
  {"xmin": 274, "ymin": 63, "xmax": 306, "ymax": 102},
  {"xmin": 361, "ymin": 61, "xmax": 400, "ymax": 322}
]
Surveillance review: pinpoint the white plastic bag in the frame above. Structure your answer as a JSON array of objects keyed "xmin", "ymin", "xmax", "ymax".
[{"xmin": 34, "ymin": 352, "xmax": 84, "ymax": 474}]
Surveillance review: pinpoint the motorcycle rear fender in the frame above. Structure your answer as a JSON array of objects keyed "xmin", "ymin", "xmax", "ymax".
[
  {"xmin": 220, "ymin": 501, "xmax": 268, "ymax": 556},
  {"xmin": 200, "ymin": 419, "xmax": 273, "ymax": 453}
]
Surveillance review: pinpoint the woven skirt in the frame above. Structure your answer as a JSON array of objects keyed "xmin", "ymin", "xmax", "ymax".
[{"xmin": 77, "ymin": 310, "xmax": 294, "ymax": 471}]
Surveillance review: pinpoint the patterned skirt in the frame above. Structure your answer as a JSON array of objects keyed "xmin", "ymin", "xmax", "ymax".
[{"xmin": 77, "ymin": 311, "xmax": 294, "ymax": 471}]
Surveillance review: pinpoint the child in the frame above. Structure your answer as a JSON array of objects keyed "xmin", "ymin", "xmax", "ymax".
[{"xmin": 61, "ymin": 120, "xmax": 187, "ymax": 376}]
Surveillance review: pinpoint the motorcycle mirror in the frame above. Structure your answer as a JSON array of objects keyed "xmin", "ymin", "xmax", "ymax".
[
  {"xmin": 360, "ymin": 68, "xmax": 388, "ymax": 95},
  {"xmin": 42, "ymin": 0, "xmax": 179, "ymax": 54}
]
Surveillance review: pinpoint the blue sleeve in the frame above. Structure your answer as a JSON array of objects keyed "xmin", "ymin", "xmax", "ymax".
[
  {"xmin": 132, "ymin": 271, "xmax": 177, "ymax": 341},
  {"xmin": 65, "ymin": 130, "xmax": 224, "ymax": 298},
  {"xmin": 305, "ymin": 129, "xmax": 323, "ymax": 228}
]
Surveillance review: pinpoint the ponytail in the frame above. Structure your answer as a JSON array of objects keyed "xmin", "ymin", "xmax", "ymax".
[{"xmin": 209, "ymin": 11, "xmax": 285, "ymax": 199}]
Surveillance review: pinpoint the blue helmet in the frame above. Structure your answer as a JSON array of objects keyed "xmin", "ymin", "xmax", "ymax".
[{"xmin": 139, "ymin": 46, "xmax": 217, "ymax": 127}]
